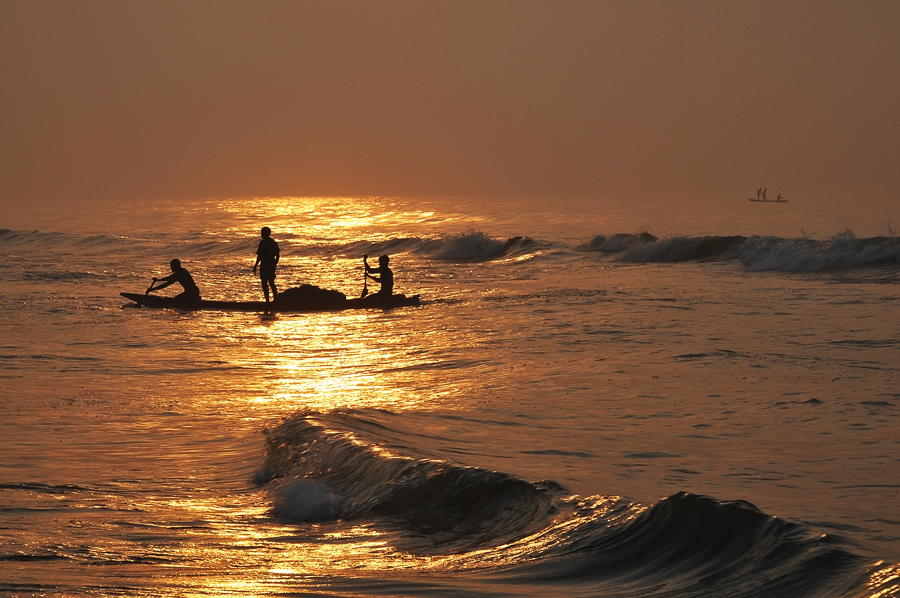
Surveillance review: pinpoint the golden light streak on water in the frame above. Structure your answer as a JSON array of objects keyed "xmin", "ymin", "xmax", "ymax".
[
  {"xmin": 211, "ymin": 196, "xmax": 465, "ymax": 244},
  {"xmin": 870, "ymin": 564, "xmax": 900, "ymax": 598},
  {"xmin": 219, "ymin": 309, "xmax": 435, "ymax": 412},
  {"xmin": 195, "ymin": 496, "xmax": 646, "ymax": 583},
  {"xmin": 179, "ymin": 195, "xmax": 456, "ymax": 415}
]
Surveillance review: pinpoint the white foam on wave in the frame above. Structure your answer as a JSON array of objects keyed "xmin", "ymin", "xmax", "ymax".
[
  {"xmin": 430, "ymin": 230, "xmax": 508, "ymax": 261},
  {"xmin": 582, "ymin": 229, "xmax": 900, "ymax": 271},
  {"xmin": 271, "ymin": 477, "xmax": 343, "ymax": 521},
  {"xmin": 740, "ymin": 231, "xmax": 900, "ymax": 272}
]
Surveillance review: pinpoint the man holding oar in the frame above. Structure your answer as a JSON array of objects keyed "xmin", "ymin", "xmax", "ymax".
[
  {"xmin": 145, "ymin": 259, "xmax": 201, "ymax": 302},
  {"xmin": 363, "ymin": 254, "xmax": 393, "ymax": 298}
]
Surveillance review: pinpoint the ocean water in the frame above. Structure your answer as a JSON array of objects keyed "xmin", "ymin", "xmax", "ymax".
[{"xmin": 1, "ymin": 196, "xmax": 899, "ymax": 597}]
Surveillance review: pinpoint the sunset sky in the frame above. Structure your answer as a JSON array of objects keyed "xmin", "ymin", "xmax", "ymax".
[{"xmin": 2, "ymin": 0, "xmax": 898, "ymax": 208}]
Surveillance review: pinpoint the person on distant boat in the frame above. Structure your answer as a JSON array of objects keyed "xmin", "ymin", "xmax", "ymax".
[
  {"xmin": 757, "ymin": 188, "xmax": 762, "ymax": 200},
  {"xmin": 776, "ymin": 194, "xmax": 785, "ymax": 201},
  {"xmin": 762, "ymin": 188, "xmax": 768, "ymax": 200},
  {"xmin": 364, "ymin": 254, "xmax": 393, "ymax": 296},
  {"xmin": 253, "ymin": 227, "xmax": 280, "ymax": 302},
  {"xmin": 146, "ymin": 259, "xmax": 201, "ymax": 301}
]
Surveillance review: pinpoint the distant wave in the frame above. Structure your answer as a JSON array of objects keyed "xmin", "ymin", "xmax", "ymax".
[
  {"xmin": 341, "ymin": 230, "xmax": 540, "ymax": 262},
  {"xmin": 259, "ymin": 409, "xmax": 898, "ymax": 597},
  {"xmin": 584, "ymin": 231, "xmax": 900, "ymax": 272},
  {"xmin": 417, "ymin": 231, "xmax": 538, "ymax": 261},
  {"xmin": 580, "ymin": 232, "xmax": 661, "ymax": 253},
  {"xmin": 0, "ymin": 228, "xmax": 100, "ymax": 248},
  {"xmin": 7, "ymin": 225, "xmax": 899, "ymax": 272},
  {"xmin": 1, "ymin": 227, "xmax": 539, "ymax": 263},
  {"xmin": 0, "ymin": 228, "xmax": 170, "ymax": 266},
  {"xmin": 20, "ymin": 270, "xmax": 108, "ymax": 282},
  {"xmin": 739, "ymin": 232, "xmax": 900, "ymax": 272},
  {"xmin": 0, "ymin": 227, "xmax": 258, "ymax": 257}
]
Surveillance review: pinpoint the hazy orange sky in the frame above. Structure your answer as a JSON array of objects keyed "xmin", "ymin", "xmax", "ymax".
[{"xmin": 2, "ymin": 0, "xmax": 898, "ymax": 208}]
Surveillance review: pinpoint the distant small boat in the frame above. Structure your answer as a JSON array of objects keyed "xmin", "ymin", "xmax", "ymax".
[{"xmin": 748, "ymin": 198, "xmax": 788, "ymax": 203}]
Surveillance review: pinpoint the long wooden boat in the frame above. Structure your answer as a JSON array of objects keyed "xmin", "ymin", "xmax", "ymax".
[{"xmin": 121, "ymin": 292, "xmax": 421, "ymax": 312}]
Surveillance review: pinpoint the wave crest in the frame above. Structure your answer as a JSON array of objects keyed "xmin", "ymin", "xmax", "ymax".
[
  {"xmin": 419, "ymin": 231, "xmax": 537, "ymax": 261},
  {"xmin": 739, "ymin": 231, "xmax": 900, "ymax": 272},
  {"xmin": 260, "ymin": 410, "xmax": 566, "ymax": 548},
  {"xmin": 581, "ymin": 232, "xmax": 659, "ymax": 253},
  {"xmin": 584, "ymin": 230, "xmax": 900, "ymax": 272},
  {"xmin": 256, "ymin": 410, "xmax": 895, "ymax": 596},
  {"xmin": 624, "ymin": 235, "xmax": 747, "ymax": 263}
]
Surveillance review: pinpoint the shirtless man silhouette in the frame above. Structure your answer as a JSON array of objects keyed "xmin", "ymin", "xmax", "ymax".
[
  {"xmin": 146, "ymin": 259, "xmax": 201, "ymax": 301},
  {"xmin": 364, "ymin": 254, "xmax": 394, "ymax": 296}
]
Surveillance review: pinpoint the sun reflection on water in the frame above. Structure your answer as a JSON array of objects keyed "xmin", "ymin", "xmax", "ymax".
[
  {"xmin": 173, "ymin": 195, "xmax": 469, "ymax": 415},
  {"xmin": 870, "ymin": 564, "xmax": 900, "ymax": 598},
  {"xmin": 210, "ymin": 196, "xmax": 464, "ymax": 245},
  {"xmin": 229, "ymin": 309, "xmax": 433, "ymax": 412}
]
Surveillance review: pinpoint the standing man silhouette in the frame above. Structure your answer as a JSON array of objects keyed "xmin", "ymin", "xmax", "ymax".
[
  {"xmin": 757, "ymin": 188, "xmax": 762, "ymax": 200},
  {"xmin": 253, "ymin": 227, "xmax": 280, "ymax": 302},
  {"xmin": 762, "ymin": 188, "xmax": 768, "ymax": 200}
]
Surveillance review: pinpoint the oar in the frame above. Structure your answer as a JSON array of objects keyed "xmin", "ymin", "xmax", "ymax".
[
  {"xmin": 145, "ymin": 277, "xmax": 158, "ymax": 295},
  {"xmin": 361, "ymin": 255, "xmax": 369, "ymax": 298}
]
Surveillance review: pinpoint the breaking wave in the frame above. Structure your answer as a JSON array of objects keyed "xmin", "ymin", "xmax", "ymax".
[
  {"xmin": 738, "ymin": 232, "xmax": 900, "ymax": 272},
  {"xmin": 344, "ymin": 230, "xmax": 540, "ymax": 262},
  {"xmin": 259, "ymin": 410, "xmax": 563, "ymax": 549},
  {"xmin": 583, "ymin": 231, "xmax": 900, "ymax": 272},
  {"xmin": 417, "ymin": 231, "xmax": 538, "ymax": 261},
  {"xmin": 258, "ymin": 409, "xmax": 898, "ymax": 597}
]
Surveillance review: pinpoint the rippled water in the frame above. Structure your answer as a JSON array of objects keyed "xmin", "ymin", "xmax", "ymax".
[{"xmin": 1, "ymin": 197, "xmax": 899, "ymax": 596}]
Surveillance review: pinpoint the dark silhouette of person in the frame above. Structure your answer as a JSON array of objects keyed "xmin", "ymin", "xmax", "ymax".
[
  {"xmin": 762, "ymin": 188, "xmax": 768, "ymax": 200},
  {"xmin": 364, "ymin": 254, "xmax": 393, "ymax": 296},
  {"xmin": 146, "ymin": 259, "xmax": 201, "ymax": 301},
  {"xmin": 757, "ymin": 188, "xmax": 762, "ymax": 200},
  {"xmin": 253, "ymin": 227, "xmax": 280, "ymax": 302},
  {"xmin": 776, "ymin": 194, "xmax": 785, "ymax": 201}
]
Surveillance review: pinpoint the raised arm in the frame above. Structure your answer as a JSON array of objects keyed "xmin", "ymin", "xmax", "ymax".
[{"xmin": 148, "ymin": 272, "xmax": 176, "ymax": 293}]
